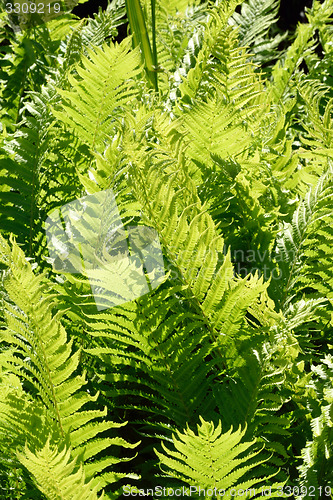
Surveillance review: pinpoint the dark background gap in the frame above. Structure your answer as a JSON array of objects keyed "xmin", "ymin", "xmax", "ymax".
[{"xmin": 72, "ymin": 0, "xmax": 317, "ymax": 31}]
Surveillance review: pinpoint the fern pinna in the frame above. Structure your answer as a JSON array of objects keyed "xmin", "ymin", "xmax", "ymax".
[{"xmin": 0, "ymin": 0, "xmax": 333, "ymax": 498}]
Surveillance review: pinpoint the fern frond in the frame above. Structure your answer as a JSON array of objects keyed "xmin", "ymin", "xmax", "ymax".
[
  {"xmin": 85, "ymin": 285, "xmax": 215, "ymax": 429},
  {"xmin": 271, "ymin": 27, "xmax": 312, "ymax": 103},
  {"xmin": 17, "ymin": 438, "xmax": 104, "ymax": 500},
  {"xmin": 148, "ymin": 0, "xmax": 207, "ymax": 80},
  {"xmin": 272, "ymin": 168, "xmax": 333, "ymax": 309},
  {"xmin": 178, "ymin": 7, "xmax": 265, "ymax": 120},
  {"xmin": 0, "ymin": 63, "xmax": 87, "ymax": 261},
  {"xmin": 126, "ymin": 141, "xmax": 268, "ymax": 344},
  {"xmin": 270, "ymin": 0, "xmax": 333, "ymax": 105},
  {"xmin": 0, "ymin": 37, "xmax": 38, "ymax": 128},
  {"xmin": 0, "ymin": 234, "xmax": 138, "ymax": 491},
  {"xmin": 213, "ymin": 346, "xmax": 290, "ymax": 467},
  {"xmin": 83, "ymin": 282, "xmax": 220, "ymax": 488},
  {"xmin": 281, "ymin": 298, "xmax": 329, "ymax": 336},
  {"xmin": 52, "ymin": 37, "xmax": 141, "ymax": 153},
  {"xmin": 155, "ymin": 417, "xmax": 286, "ymax": 497},
  {"xmin": 297, "ymin": 78, "xmax": 333, "ymax": 153},
  {"xmin": 230, "ymin": 0, "xmax": 286, "ymax": 66},
  {"xmin": 0, "ymin": 376, "xmax": 47, "ymax": 498},
  {"xmin": 81, "ymin": 0, "xmax": 127, "ymax": 49},
  {"xmin": 297, "ymin": 355, "xmax": 333, "ymax": 493},
  {"xmin": 0, "ymin": 89, "xmax": 55, "ymax": 254},
  {"xmin": 181, "ymin": 94, "xmax": 253, "ymax": 166},
  {"xmin": 231, "ymin": 0, "xmax": 279, "ymax": 45}
]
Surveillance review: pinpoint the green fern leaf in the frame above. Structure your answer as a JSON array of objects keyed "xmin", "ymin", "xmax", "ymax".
[
  {"xmin": 230, "ymin": 0, "xmax": 286, "ymax": 65},
  {"xmin": 53, "ymin": 37, "xmax": 141, "ymax": 153},
  {"xmin": 0, "ymin": 234, "xmax": 138, "ymax": 491},
  {"xmin": 17, "ymin": 438, "xmax": 104, "ymax": 500},
  {"xmin": 273, "ymin": 168, "xmax": 333, "ymax": 309},
  {"xmin": 155, "ymin": 417, "xmax": 286, "ymax": 497}
]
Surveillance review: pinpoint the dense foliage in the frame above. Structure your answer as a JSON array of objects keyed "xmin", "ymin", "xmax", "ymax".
[{"xmin": 0, "ymin": 0, "xmax": 333, "ymax": 498}]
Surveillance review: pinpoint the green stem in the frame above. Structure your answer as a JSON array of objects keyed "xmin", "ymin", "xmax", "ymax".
[
  {"xmin": 151, "ymin": 0, "xmax": 158, "ymax": 75},
  {"xmin": 125, "ymin": 0, "xmax": 158, "ymax": 91}
]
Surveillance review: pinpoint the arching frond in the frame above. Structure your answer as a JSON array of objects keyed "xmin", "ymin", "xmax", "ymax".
[{"xmin": 0, "ymin": 234, "xmax": 138, "ymax": 493}]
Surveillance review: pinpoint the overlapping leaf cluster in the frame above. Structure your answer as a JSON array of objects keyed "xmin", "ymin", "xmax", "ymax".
[{"xmin": 0, "ymin": 0, "xmax": 333, "ymax": 498}]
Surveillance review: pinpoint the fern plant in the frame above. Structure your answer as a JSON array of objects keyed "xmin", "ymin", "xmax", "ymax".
[{"xmin": 1, "ymin": 0, "xmax": 333, "ymax": 497}]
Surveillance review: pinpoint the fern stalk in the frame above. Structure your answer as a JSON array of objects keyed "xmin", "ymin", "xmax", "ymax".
[
  {"xmin": 125, "ymin": 0, "xmax": 158, "ymax": 91},
  {"xmin": 151, "ymin": 0, "xmax": 158, "ymax": 75}
]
